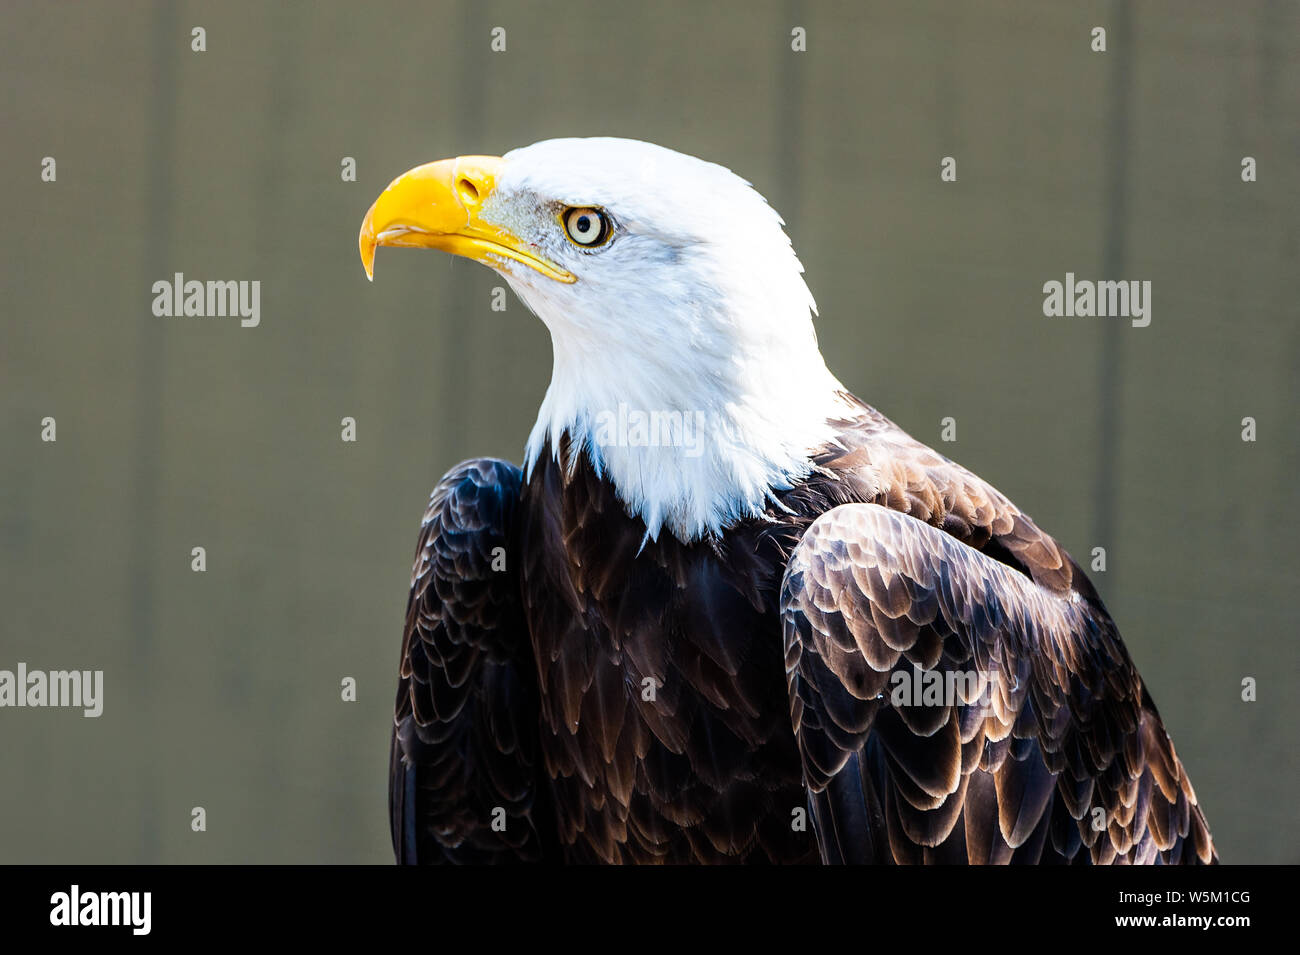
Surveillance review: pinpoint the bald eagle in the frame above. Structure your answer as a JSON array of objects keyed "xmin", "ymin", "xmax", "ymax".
[{"xmin": 360, "ymin": 138, "xmax": 1216, "ymax": 865}]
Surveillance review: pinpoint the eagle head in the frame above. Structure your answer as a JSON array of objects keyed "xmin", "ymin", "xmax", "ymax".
[{"xmin": 361, "ymin": 137, "xmax": 850, "ymax": 542}]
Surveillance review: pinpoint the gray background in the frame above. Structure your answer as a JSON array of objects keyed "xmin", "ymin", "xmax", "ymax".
[{"xmin": 1, "ymin": 0, "xmax": 1296, "ymax": 863}]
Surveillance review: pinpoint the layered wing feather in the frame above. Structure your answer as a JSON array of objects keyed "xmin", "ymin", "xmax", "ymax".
[
  {"xmin": 389, "ymin": 458, "xmax": 556, "ymax": 863},
  {"xmin": 780, "ymin": 502, "xmax": 1216, "ymax": 865}
]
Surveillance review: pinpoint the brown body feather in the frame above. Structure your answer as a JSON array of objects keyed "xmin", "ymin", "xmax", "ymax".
[{"xmin": 389, "ymin": 395, "xmax": 1216, "ymax": 864}]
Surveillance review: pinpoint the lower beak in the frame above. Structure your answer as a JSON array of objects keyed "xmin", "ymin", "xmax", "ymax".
[{"xmin": 358, "ymin": 156, "xmax": 575, "ymax": 283}]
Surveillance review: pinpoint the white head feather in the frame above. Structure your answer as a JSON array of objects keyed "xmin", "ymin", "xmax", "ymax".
[{"xmin": 478, "ymin": 137, "xmax": 850, "ymax": 543}]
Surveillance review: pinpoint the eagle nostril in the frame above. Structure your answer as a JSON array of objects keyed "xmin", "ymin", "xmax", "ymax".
[{"xmin": 456, "ymin": 178, "xmax": 480, "ymax": 204}]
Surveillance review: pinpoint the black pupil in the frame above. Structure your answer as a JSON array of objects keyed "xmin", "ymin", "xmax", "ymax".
[{"xmin": 576, "ymin": 215, "xmax": 592, "ymax": 235}]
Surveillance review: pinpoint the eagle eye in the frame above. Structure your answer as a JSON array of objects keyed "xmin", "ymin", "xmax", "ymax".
[{"xmin": 561, "ymin": 207, "xmax": 613, "ymax": 248}]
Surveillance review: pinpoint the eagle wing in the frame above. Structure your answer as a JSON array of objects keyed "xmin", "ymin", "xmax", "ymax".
[
  {"xmin": 780, "ymin": 502, "xmax": 1216, "ymax": 864},
  {"xmin": 389, "ymin": 458, "xmax": 556, "ymax": 863}
]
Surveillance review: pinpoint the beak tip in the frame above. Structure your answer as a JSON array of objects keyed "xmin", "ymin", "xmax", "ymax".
[
  {"xmin": 360, "ymin": 235, "xmax": 376, "ymax": 282},
  {"xmin": 359, "ymin": 198, "xmax": 379, "ymax": 282}
]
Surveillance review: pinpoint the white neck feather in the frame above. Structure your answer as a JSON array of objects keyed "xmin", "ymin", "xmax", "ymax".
[
  {"xmin": 514, "ymin": 268, "xmax": 849, "ymax": 543},
  {"xmin": 524, "ymin": 336, "xmax": 847, "ymax": 544}
]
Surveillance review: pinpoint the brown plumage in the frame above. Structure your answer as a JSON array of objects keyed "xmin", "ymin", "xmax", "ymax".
[{"xmin": 389, "ymin": 396, "xmax": 1216, "ymax": 864}]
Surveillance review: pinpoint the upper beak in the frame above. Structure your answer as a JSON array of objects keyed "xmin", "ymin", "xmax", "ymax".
[{"xmin": 358, "ymin": 156, "xmax": 575, "ymax": 283}]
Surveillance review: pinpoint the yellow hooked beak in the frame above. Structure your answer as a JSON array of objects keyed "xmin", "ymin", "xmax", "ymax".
[{"xmin": 359, "ymin": 156, "xmax": 575, "ymax": 283}]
